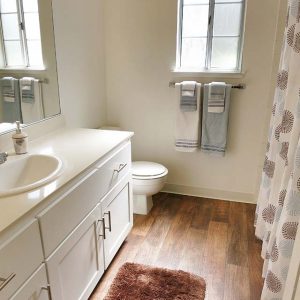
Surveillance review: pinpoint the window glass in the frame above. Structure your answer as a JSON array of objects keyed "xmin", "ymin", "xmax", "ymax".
[
  {"xmin": 215, "ymin": 0, "xmax": 242, "ymax": 3},
  {"xmin": 27, "ymin": 40, "xmax": 42, "ymax": 66},
  {"xmin": 4, "ymin": 40, "xmax": 24, "ymax": 66},
  {"xmin": 178, "ymin": 0, "xmax": 244, "ymax": 71},
  {"xmin": 182, "ymin": 5, "xmax": 209, "ymax": 37},
  {"xmin": 213, "ymin": 3, "xmax": 243, "ymax": 36},
  {"xmin": 211, "ymin": 37, "xmax": 239, "ymax": 69},
  {"xmin": 24, "ymin": 12, "xmax": 41, "ymax": 40},
  {"xmin": 0, "ymin": 0, "xmax": 18, "ymax": 13},
  {"xmin": 0, "ymin": 0, "xmax": 43, "ymax": 68},
  {"xmin": 181, "ymin": 37, "xmax": 207, "ymax": 68},
  {"xmin": 2, "ymin": 14, "xmax": 20, "ymax": 40},
  {"xmin": 22, "ymin": 0, "xmax": 39, "ymax": 12},
  {"xmin": 184, "ymin": 0, "xmax": 209, "ymax": 4}
]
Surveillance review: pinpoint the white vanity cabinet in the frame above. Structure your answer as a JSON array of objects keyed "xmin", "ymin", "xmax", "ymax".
[
  {"xmin": 40, "ymin": 140, "xmax": 133, "ymax": 300},
  {"xmin": 0, "ymin": 139, "xmax": 133, "ymax": 300}
]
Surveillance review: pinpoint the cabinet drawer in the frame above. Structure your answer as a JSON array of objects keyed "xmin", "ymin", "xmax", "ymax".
[
  {"xmin": 38, "ymin": 168, "xmax": 104, "ymax": 258},
  {"xmin": 10, "ymin": 264, "xmax": 49, "ymax": 300},
  {"xmin": 0, "ymin": 220, "xmax": 44, "ymax": 300},
  {"xmin": 95, "ymin": 141, "xmax": 131, "ymax": 196}
]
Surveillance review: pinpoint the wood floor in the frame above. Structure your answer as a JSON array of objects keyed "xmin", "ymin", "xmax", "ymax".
[{"xmin": 90, "ymin": 192, "xmax": 264, "ymax": 300}]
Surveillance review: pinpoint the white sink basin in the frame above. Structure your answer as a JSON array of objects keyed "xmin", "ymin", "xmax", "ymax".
[{"xmin": 0, "ymin": 154, "xmax": 63, "ymax": 197}]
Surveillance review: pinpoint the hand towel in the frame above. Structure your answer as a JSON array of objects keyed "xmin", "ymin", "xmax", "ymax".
[
  {"xmin": 175, "ymin": 83, "xmax": 201, "ymax": 152},
  {"xmin": 20, "ymin": 77, "xmax": 35, "ymax": 103},
  {"xmin": 180, "ymin": 81, "xmax": 197, "ymax": 111},
  {"xmin": 20, "ymin": 77, "xmax": 44, "ymax": 124},
  {"xmin": 0, "ymin": 77, "xmax": 22, "ymax": 123},
  {"xmin": 201, "ymin": 84, "xmax": 232, "ymax": 156},
  {"xmin": 208, "ymin": 82, "xmax": 226, "ymax": 113}
]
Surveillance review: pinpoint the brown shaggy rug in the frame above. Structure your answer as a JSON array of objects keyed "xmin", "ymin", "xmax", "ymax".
[{"xmin": 104, "ymin": 262, "xmax": 206, "ymax": 300}]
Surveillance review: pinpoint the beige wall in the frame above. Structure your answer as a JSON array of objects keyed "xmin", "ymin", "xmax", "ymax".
[
  {"xmin": 51, "ymin": 0, "xmax": 107, "ymax": 128},
  {"xmin": 104, "ymin": 0, "xmax": 286, "ymax": 202}
]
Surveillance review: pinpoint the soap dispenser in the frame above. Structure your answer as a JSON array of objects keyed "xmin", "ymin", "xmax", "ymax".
[{"xmin": 12, "ymin": 121, "xmax": 28, "ymax": 154}]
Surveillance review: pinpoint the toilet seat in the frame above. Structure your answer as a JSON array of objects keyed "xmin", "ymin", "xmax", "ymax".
[{"xmin": 132, "ymin": 161, "xmax": 168, "ymax": 180}]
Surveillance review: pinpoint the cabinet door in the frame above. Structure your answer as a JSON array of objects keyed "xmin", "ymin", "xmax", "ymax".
[
  {"xmin": 10, "ymin": 264, "xmax": 49, "ymax": 300},
  {"xmin": 46, "ymin": 204, "xmax": 104, "ymax": 300},
  {"xmin": 103, "ymin": 182, "xmax": 133, "ymax": 268}
]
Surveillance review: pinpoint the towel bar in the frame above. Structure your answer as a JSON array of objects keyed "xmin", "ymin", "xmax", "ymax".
[
  {"xmin": 0, "ymin": 77, "xmax": 48, "ymax": 84},
  {"xmin": 169, "ymin": 81, "xmax": 246, "ymax": 89}
]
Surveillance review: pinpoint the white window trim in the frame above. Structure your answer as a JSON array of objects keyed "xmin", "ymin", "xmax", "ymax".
[
  {"xmin": 175, "ymin": 0, "xmax": 246, "ymax": 74},
  {"xmin": 171, "ymin": 69, "xmax": 246, "ymax": 78},
  {"xmin": 0, "ymin": 66, "xmax": 45, "ymax": 72}
]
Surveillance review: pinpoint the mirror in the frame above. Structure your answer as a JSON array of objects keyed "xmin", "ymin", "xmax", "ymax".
[{"xmin": 0, "ymin": 0, "xmax": 60, "ymax": 134}]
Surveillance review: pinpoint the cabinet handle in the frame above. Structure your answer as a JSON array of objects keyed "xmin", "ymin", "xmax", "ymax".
[
  {"xmin": 104, "ymin": 211, "xmax": 112, "ymax": 232},
  {"xmin": 42, "ymin": 285, "xmax": 52, "ymax": 300},
  {"xmin": 0, "ymin": 273, "xmax": 16, "ymax": 291},
  {"xmin": 98, "ymin": 218, "xmax": 106, "ymax": 239},
  {"xmin": 113, "ymin": 163, "xmax": 127, "ymax": 174}
]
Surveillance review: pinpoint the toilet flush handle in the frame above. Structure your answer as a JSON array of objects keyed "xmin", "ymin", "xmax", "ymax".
[{"xmin": 114, "ymin": 163, "xmax": 127, "ymax": 174}]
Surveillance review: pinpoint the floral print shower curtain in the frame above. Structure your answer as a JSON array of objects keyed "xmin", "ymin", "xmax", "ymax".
[{"xmin": 255, "ymin": 0, "xmax": 300, "ymax": 299}]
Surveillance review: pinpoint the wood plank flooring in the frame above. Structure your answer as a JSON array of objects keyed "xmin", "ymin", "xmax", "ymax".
[{"xmin": 90, "ymin": 193, "xmax": 264, "ymax": 300}]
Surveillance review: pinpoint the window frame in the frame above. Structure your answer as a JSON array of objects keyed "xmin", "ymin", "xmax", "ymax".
[
  {"xmin": 176, "ymin": 0, "xmax": 246, "ymax": 73},
  {"xmin": 0, "ymin": 0, "xmax": 43, "ymax": 69}
]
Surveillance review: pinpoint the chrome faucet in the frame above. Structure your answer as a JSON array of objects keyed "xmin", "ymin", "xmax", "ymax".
[{"xmin": 0, "ymin": 152, "xmax": 8, "ymax": 164}]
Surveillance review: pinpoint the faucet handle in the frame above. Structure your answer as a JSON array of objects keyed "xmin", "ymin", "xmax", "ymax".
[{"xmin": 0, "ymin": 152, "xmax": 8, "ymax": 164}]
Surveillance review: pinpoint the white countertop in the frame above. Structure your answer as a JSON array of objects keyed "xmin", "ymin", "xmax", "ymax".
[{"xmin": 0, "ymin": 128, "xmax": 134, "ymax": 234}]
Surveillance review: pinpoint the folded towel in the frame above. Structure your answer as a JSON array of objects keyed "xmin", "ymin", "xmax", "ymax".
[
  {"xmin": 175, "ymin": 83, "xmax": 201, "ymax": 152},
  {"xmin": 20, "ymin": 77, "xmax": 35, "ymax": 103},
  {"xmin": 20, "ymin": 77, "xmax": 44, "ymax": 123},
  {"xmin": 201, "ymin": 84, "xmax": 232, "ymax": 156},
  {"xmin": 180, "ymin": 81, "xmax": 197, "ymax": 112},
  {"xmin": 0, "ymin": 77, "xmax": 22, "ymax": 123},
  {"xmin": 208, "ymin": 82, "xmax": 226, "ymax": 113},
  {"xmin": 2, "ymin": 77, "xmax": 16, "ymax": 103}
]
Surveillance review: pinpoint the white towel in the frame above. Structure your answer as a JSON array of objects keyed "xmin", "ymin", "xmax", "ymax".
[
  {"xmin": 20, "ymin": 77, "xmax": 44, "ymax": 124},
  {"xmin": 208, "ymin": 82, "xmax": 226, "ymax": 113},
  {"xmin": 175, "ymin": 83, "xmax": 201, "ymax": 152}
]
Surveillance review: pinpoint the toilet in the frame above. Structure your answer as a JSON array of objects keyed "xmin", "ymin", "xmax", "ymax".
[{"xmin": 132, "ymin": 161, "xmax": 168, "ymax": 215}]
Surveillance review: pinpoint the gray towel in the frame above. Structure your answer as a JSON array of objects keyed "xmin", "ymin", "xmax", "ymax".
[
  {"xmin": 201, "ymin": 84, "xmax": 232, "ymax": 156},
  {"xmin": 180, "ymin": 81, "xmax": 197, "ymax": 111},
  {"xmin": 20, "ymin": 77, "xmax": 35, "ymax": 103},
  {"xmin": 0, "ymin": 77, "xmax": 22, "ymax": 123},
  {"xmin": 208, "ymin": 82, "xmax": 226, "ymax": 113}
]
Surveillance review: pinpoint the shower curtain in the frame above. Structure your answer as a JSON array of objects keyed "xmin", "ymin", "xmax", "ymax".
[{"xmin": 255, "ymin": 0, "xmax": 300, "ymax": 299}]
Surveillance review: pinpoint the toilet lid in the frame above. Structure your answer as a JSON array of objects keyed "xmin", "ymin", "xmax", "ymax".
[{"xmin": 132, "ymin": 161, "xmax": 167, "ymax": 178}]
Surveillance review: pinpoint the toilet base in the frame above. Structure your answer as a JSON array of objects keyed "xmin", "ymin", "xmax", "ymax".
[{"xmin": 133, "ymin": 194, "xmax": 153, "ymax": 215}]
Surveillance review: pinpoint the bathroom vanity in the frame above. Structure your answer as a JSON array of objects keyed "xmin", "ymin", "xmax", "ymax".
[{"xmin": 0, "ymin": 128, "xmax": 134, "ymax": 300}]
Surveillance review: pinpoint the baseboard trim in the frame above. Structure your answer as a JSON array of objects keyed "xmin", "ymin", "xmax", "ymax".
[{"xmin": 162, "ymin": 183, "xmax": 256, "ymax": 204}]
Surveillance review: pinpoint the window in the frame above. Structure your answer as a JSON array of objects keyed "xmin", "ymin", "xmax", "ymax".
[
  {"xmin": 176, "ymin": 0, "xmax": 245, "ymax": 72},
  {"xmin": 0, "ymin": 0, "xmax": 43, "ymax": 68}
]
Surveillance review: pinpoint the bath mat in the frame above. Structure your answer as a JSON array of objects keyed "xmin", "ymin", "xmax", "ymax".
[{"xmin": 104, "ymin": 262, "xmax": 206, "ymax": 300}]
